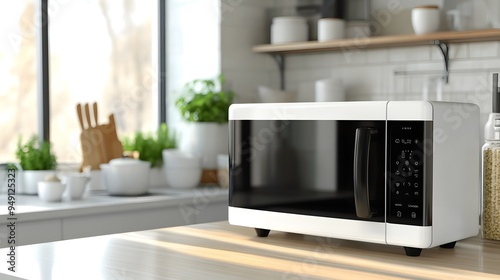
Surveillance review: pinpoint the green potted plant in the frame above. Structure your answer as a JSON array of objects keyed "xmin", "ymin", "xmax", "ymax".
[
  {"xmin": 175, "ymin": 74, "xmax": 234, "ymax": 183},
  {"xmin": 122, "ymin": 123, "xmax": 176, "ymax": 186},
  {"xmin": 15, "ymin": 135, "xmax": 57, "ymax": 194}
]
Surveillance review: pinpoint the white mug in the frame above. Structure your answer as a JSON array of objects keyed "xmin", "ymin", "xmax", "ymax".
[
  {"xmin": 62, "ymin": 173, "xmax": 90, "ymax": 200},
  {"xmin": 318, "ymin": 18, "xmax": 345, "ymax": 41}
]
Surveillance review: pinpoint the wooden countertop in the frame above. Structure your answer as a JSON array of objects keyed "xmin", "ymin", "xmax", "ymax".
[{"xmin": 1, "ymin": 221, "xmax": 500, "ymax": 279}]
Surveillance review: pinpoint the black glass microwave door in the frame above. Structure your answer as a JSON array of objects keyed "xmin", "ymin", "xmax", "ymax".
[{"xmin": 229, "ymin": 120, "xmax": 386, "ymax": 222}]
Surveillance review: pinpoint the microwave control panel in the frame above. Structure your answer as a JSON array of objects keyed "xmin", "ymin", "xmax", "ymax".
[{"xmin": 387, "ymin": 121, "xmax": 432, "ymax": 226}]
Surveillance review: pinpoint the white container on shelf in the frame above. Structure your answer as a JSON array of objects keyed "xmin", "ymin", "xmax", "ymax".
[
  {"xmin": 411, "ymin": 5, "xmax": 440, "ymax": 35},
  {"xmin": 271, "ymin": 16, "xmax": 308, "ymax": 44},
  {"xmin": 318, "ymin": 18, "xmax": 345, "ymax": 41}
]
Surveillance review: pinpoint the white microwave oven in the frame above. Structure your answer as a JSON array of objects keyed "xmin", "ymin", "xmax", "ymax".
[{"xmin": 228, "ymin": 101, "xmax": 480, "ymax": 256}]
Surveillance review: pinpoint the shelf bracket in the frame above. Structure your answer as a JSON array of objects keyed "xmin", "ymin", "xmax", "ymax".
[
  {"xmin": 432, "ymin": 40, "xmax": 449, "ymax": 83},
  {"xmin": 272, "ymin": 54, "xmax": 285, "ymax": 90}
]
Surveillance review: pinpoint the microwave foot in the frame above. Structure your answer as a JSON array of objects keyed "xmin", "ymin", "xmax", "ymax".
[
  {"xmin": 439, "ymin": 241, "xmax": 456, "ymax": 249},
  {"xmin": 255, "ymin": 228, "xmax": 270, "ymax": 237},
  {"xmin": 404, "ymin": 247, "xmax": 422, "ymax": 257}
]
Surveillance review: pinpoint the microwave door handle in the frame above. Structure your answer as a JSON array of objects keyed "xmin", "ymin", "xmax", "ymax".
[{"xmin": 353, "ymin": 128, "xmax": 376, "ymax": 219}]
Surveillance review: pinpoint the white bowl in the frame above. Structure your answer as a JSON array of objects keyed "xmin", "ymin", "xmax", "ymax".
[
  {"xmin": 165, "ymin": 167, "xmax": 202, "ymax": 189},
  {"xmin": 412, "ymin": 6, "xmax": 440, "ymax": 35},
  {"xmin": 38, "ymin": 182, "xmax": 65, "ymax": 202},
  {"xmin": 163, "ymin": 149, "xmax": 202, "ymax": 168},
  {"xmin": 258, "ymin": 86, "xmax": 296, "ymax": 103},
  {"xmin": 163, "ymin": 150, "xmax": 202, "ymax": 188},
  {"xmin": 100, "ymin": 159, "xmax": 150, "ymax": 196}
]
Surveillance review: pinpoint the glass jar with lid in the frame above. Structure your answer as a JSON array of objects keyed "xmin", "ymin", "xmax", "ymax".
[{"xmin": 482, "ymin": 74, "xmax": 500, "ymax": 241}]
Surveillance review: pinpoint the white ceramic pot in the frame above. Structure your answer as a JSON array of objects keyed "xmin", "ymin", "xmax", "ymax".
[
  {"xmin": 38, "ymin": 181, "xmax": 65, "ymax": 202},
  {"xmin": 412, "ymin": 6, "xmax": 440, "ymax": 35},
  {"xmin": 271, "ymin": 16, "xmax": 308, "ymax": 44},
  {"xmin": 163, "ymin": 150, "xmax": 202, "ymax": 189},
  {"xmin": 21, "ymin": 170, "xmax": 56, "ymax": 195},
  {"xmin": 318, "ymin": 18, "xmax": 345, "ymax": 41},
  {"xmin": 100, "ymin": 158, "xmax": 150, "ymax": 196},
  {"xmin": 179, "ymin": 122, "xmax": 228, "ymax": 170}
]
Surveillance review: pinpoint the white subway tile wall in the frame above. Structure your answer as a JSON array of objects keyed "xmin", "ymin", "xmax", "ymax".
[{"xmin": 219, "ymin": 0, "xmax": 500, "ymax": 134}]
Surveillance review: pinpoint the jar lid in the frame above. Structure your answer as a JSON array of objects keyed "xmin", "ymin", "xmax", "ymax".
[{"xmin": 485, "ymin": 113, "xmax": 500, "ymax": 140}]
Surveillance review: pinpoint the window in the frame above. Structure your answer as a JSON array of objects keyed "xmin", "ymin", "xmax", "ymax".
[
  {"xmin": 0, "ymin": 0, "xmax": 162, "ymax": 164},
  {"xmin": 49, "ymin": 0, "xmax": 158, "ymax": 163},
  {"xmin": 0, "ymin": 1, "xmax": 38, "ymax": 162}
]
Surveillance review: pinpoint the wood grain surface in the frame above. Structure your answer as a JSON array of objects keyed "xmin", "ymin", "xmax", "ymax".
[{"xmin": 1, "ymin": 221, "xmax": 500, "ymax": 279}]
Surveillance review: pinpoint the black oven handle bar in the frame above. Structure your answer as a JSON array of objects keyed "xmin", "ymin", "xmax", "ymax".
[{"xmin": 353, "ymin": 127, "xmax": 377, "ymax": 219}]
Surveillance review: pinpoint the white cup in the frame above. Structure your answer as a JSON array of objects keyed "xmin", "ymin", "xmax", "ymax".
[
  {"xmin": 318, "ymin": 18, "xmax": 345, "ymax": 42},
  {"xmin": 62, "ymin": 173, "xmax": 90, "ymax": 200},
  {"xmin": 38, "ymin": 181, "xmax": 65, "ymax": 202},
  {"xmin": 411, "ymin": 6, "xmax": 440, "ymax": 35}
]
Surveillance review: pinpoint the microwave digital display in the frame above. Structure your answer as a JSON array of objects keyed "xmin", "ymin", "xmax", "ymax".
[{"xmin": 387, "ymin": 121, "xmax": 433, "ymax": 226}]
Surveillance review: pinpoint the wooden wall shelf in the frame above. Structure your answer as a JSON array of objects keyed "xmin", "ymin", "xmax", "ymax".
[
  {"xmin": 253, "ymin": 28, "xmax": 500, "ymax": 55},
  {"xmin": 253, "ymin": 29, "xmax": 500, "ymax": 87}
]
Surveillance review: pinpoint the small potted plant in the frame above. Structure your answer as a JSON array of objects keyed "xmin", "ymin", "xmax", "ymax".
[
  {"xmin": 15, "ymin": 135, "xmax": 57, "ymax": 194},
  {"xmin": 175, "ymin": 74, "xmax": 234, "ymax": 183},
  {"xmin": 122, "ymin": 123, "xmax": 176, "ymax": 187}
]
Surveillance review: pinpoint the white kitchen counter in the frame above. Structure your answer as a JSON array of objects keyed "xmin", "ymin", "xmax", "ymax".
[{"xmin": 0, "ymin": 187, "xmax": 228, "ymax": 248}]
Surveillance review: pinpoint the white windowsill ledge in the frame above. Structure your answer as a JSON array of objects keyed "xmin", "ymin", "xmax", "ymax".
[{"xmin": 0, "ymin": 187, "xmax": 229, "ymax": 248}]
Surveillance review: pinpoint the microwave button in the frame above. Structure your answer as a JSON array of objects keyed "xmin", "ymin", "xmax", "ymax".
[
  {"xmin": 397, "ymin": 211, "xmax": 402, "ymax": 217},
  {"xmin": 411, "ymin": 212, "xmax": 417, "ymax": 219}
]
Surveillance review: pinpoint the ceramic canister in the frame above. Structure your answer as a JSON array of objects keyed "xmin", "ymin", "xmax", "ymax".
[
  {"xmin": 411, "ymin": 5, "xmax": 440, "ymax": 35},
  {"xmin": 271, "ymin": 17, "xmax": 308, "ymax": 44}
]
